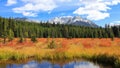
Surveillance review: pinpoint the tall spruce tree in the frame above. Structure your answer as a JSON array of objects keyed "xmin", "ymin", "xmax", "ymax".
[{"xmin": 8, "ymin": 29, "xmax": 14, "ymax": 41}]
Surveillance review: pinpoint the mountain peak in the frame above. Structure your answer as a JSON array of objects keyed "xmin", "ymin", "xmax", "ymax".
[{"xmin": 49, "ymin": 16, "xmax": 98, "ymax": 27}]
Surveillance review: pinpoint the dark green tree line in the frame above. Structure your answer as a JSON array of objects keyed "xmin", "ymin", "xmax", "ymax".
[{"xmin": 0, "ymin": 17, "xmax": 120, "ymax": 40}]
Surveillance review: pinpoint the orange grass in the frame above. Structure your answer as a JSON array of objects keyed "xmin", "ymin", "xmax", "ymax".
[{"xmin": 0, "ymin": 38, "xmax": 120, "ymax": 67}]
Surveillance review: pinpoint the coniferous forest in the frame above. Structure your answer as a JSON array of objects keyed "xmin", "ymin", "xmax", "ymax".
[{"xmin": 0, "ymin": 17, "xmax": 120, "ymax": 39}]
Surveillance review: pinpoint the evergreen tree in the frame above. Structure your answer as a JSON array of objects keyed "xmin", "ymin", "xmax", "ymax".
[
  {"xmin": 109, "ymin": 29, "xmax": 114, "ymax": 41},
  {"xmin": 19, "ymin": 36, "xmax": 24, "ymax": 43},
  {"xmin": 8, "ymin": 29, "xmax": 14, "ymax": 41},
  {"xmin": 31, "ymin": 36, "xmax": 37, "ymax": 42}
]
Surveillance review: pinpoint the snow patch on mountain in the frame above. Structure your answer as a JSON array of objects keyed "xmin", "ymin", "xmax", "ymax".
[{"xmin": 49, "ymin": 16, "xmax": 98, "ymax": 27}]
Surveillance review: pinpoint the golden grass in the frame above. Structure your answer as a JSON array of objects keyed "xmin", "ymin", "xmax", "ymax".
[{"xmin": 0, "ymin": 38, "xmax": 120, "ymax": 67}]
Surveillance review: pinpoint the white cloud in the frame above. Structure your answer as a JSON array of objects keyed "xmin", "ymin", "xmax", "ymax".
[
  {"xmin": 111, "ymin": 0, "xmax": 120, "ymax": 5},
  {"xmin": 12, "ymin": 0, "xmax": 57, "ymax": 17},
  {"xmin": 74, "ymin": 7, "xmax": 110, "ymax": 20},
  {"xmin": 6, "ymin": 0, "xmax": 120, "ymax": 18},
  {"xmin": 6, "ymin": 0, "xmax": 17, "ymax": 6},
  {"xmin": 74, "ymin": 62, "xmax": 99, "ymax": 68},
  {"xmin": 73, "ymin": 0, "xmax": 120, "ymax": 21},
  {"xmin": 11, "ymin": 0, "xmax": 75, "ymax": 17},
  {"xmin": 58, "ymin": 0, "xmax": 72, "ymax": 2},
  {"xmin": 7, "ymin": 0, "xmax": 78, "ymax": 17},
  {"xmin": 23, "ymin": 61, "xmax": 38, "ymax": 68}
]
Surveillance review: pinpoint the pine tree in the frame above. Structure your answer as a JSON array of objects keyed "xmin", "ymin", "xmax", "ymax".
[
  {"xmin": 31, "ymin": 36, "xmax": 37, "ymax": 42},
  {"xmin": 19, "ymin": 36, "xmax": 24, "ymax": 43},
  {"xmin": 2, "ymin": 19, "xmax": 8, "ymax": 44},
  {"xmin": 110, "ymin": 29, "xmax": 114, "ymax": 41},
  {"xmin": 8, "ymin": 29, "xmax": 14, "ymax": 41}
]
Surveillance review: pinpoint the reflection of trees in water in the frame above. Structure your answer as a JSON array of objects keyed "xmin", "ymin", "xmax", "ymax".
[
  {"xmin": 0, "ymin": 60, "xmax": 111, "ymax": 68},
  {"xmin": 8, "ymin": 64, "xmax": 12, "ymax": 68},
  {"xmin": 0, "ymin": 64, "xmax": 7, "ymax": 68}
]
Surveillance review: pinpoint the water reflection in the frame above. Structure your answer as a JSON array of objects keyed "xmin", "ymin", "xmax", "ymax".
[{"xmin": 0, "ymin": 60, "xmax": 109, "ymax": 68}]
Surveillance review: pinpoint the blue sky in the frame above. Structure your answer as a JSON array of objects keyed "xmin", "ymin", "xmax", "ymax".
[{"xmin": 0, "ymin": 0, "xmax": 120, "ymax": 26}]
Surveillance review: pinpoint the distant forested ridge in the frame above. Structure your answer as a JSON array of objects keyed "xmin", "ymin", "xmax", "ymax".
[{"xmin": 0, "ymin": 17, "xmax": 120, "ymax": 39}]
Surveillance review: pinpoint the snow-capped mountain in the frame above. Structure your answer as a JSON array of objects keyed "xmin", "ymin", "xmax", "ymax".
[
  {"xmin": 49, "ymin": 16, "xmax": 98, "ymax": 27},
  {"xmin": 14, "ymin": 17, "xmax": 40, "ymax": 23}
]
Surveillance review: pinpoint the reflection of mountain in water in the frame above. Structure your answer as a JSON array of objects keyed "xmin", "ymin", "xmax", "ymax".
[{"xmin": 0, "ymin": 60, "xmax": 111, "ymax": 68}]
